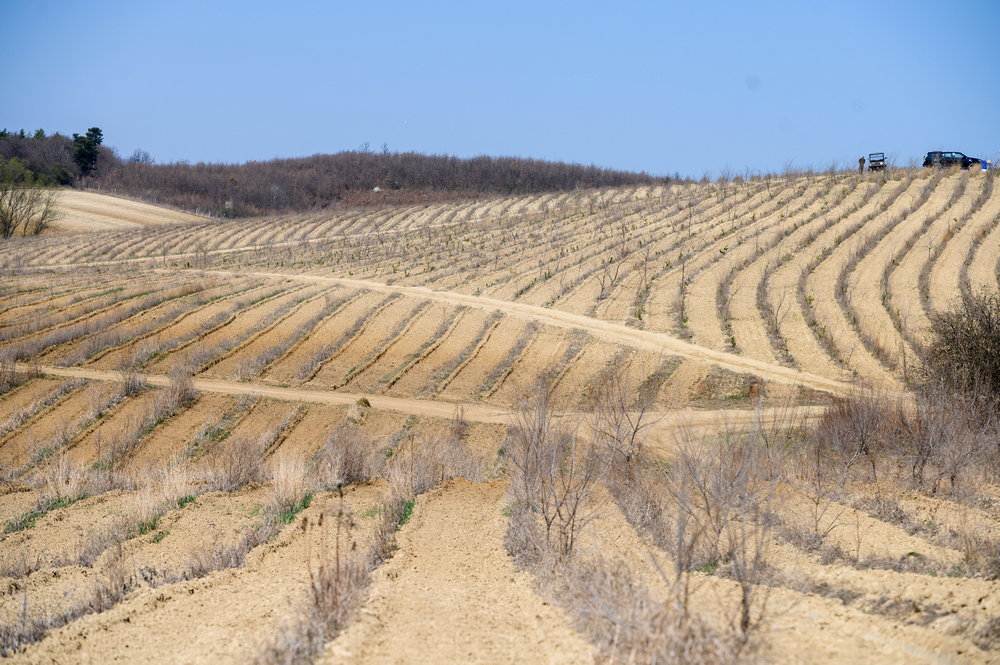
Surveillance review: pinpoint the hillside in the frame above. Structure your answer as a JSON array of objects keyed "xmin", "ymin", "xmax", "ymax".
[
  {"xmin": 0, "ymin": 166, "xmax": 998, "ymax": 664},
  {"xmin": 49, "ymin": 190, "xmax": 207, "ymax": 232}
]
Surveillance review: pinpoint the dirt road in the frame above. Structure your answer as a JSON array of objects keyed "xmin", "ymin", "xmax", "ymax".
[
  {"xmin": 18, "ymin": 364, "xmax": 826, "ymax": 444},
  {"xmin": 321, "ymin": 479, "xmax": 595, "ymax": 665},
  {"xmin": 202, "ymin": 271, "xmax": 858, "ymax": 396}
]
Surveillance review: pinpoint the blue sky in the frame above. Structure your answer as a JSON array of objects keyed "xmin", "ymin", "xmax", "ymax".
[{"xmin": 3, "ymin": 0, "xmax": 998, "ymax": 177}]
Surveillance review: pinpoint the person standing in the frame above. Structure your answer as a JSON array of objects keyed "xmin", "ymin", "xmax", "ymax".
[{"xmin": 858, "ymin": 156, "xmax": 866, "ymax": 173}]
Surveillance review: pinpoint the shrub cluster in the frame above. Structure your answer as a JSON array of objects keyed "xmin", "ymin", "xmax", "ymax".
[
  {"xmin": 923, "ymin": 288, "xmax": 1000, "ymax": 397},
  {"xmin": 98, "ymin": 151, "xmax": 669, "ymax": 217}
]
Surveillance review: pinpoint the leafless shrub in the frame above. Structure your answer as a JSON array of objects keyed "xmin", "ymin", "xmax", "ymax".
[
  {"xmin": 0, "ymin": 543, "xmax": 137, "ymax": 657},
  {"xmin": 852, "ymin": 494, "xmax": 908, "ymax": 525},
  {"xmin": 311, "ymin": 424, "xmax": 381, "ymax": 489},
  {"xmin": 958, "ymin": 530, "xmax": 1000, "ymax": 580},
  {"xmin": 0, "ymin": 357, "xmax": 23, "ymax": 393},
  {"xmin": 787, "ymin": 430, "xmax": 851, "ymax": 547},
  {"xmin": 385, "ymin": 432, "xmax": 486, "ymax": 497},
  {"xmin": 531, "ymin": 549, "xmax": 743, "ymax": 665},
  {"xmin": 209, "ymin": 433, "xmax": 270, "ymax": 491},
  {"xmin": 116, "ymin": 364, "xmax": 148, "ymax": 397},
  {"xmin": 505, "ymin": 384, "xmax": 605, "ymax": 556},
  {"xmin": 892, "ymin": 380, "xmax": 998, "ymax": 492},
  {"xmin": 96, "ymin": 152, "xmax": 665, "ymax": 218},
  {"xmin": 595, "ymin": 401, "xmax": 779, "ymax": 655},
  {"xmin": 163, "ymin": 363, "xmax": 197, "ymax": 406},
  {"xmin": 667, "ymin": 439, "xmax": 743, "ymax": 570},
  {"xmin": 507, "ymin": 465, "xmax": 757, "ymax": 665},
  {"xmin": 813, "ymin": 387, "xmax": 893, "ymax": 482},
  {"xmin": 588, "ymin": 361, "xmax": 660, "ymax": 475},
  {"xmin": 923, "ymin": 288, "xmax": 1000, "ymax": 397}
]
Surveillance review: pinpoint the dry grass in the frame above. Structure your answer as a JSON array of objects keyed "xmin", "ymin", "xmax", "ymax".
[
  {"xmin": 310, "ymin": 424, "xmax": 382, "ymax": 489},
  {"xmin": 0, "ymin": 544, "xmax": 137, "ymax": 657},
  {"xmin": 116, "ymin": 364, "xmax": 148, "ymax": 397},
  {"xmin": 504, "ymin": 375, "xmax": 783, "ymax": 664},
  {"xmin": 0, "ymin": 357, "xmax": 24, "ymax": 393},
  {"xmin": 208, "ymin": 432, "xmax": 270, "ymax": 491},
  {"xmin": 96, "ymin": 368, "xmax": 197, "ymax": 470},
  {"xmin": 271, "ymin": 456, "xmax": 308, "ymax": 514},
  {"xmin": 0, "ymin": 379, "xmax": 85, "ymax": 443},
  {"xmin": 254, "ymin": 496, "xmax": 369, "ymax": 665}
]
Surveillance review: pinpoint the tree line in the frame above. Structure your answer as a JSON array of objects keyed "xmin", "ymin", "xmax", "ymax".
[
  {"xmin": 0, "ymin": 128, "xmax": 108, "ymax": 186},
  {"xmin": 2, "ymin": 128, "xmax": 670, "ymax": 219},
  {"xmin": 0, "ymin": 128, "xmax": 108, "ymax": 238},
  {"xmin": 97, "ymin": 151, "xmax": 670, "ymax": 217}
]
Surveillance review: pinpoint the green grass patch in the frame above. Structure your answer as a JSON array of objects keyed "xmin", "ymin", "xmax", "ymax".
[
  {"xmin": 397, "ymin": 499, "xmax": 416, "ymax": 526},
  {"xmin": 278, "ymin": 493, "xmax": 314, "ymax": 524},
  {"xmin": 176, "ymin": 495, "xmax": 196, "ymax": 509},
  {"xmin": 136, "ymin": 517, "xmax": 160, "ymax": 535},
  {"xmin": 151, "ymin": 530, "xmax": 170, "ymax": 543},
  {"xmin": 3, "ymin": 496, "xmax": 82, "ymax": 534}
]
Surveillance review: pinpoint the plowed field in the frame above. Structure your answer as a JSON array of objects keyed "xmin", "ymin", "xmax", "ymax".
[{"xmin": 1, "ymin": 170, "xmax": 998, "ymax": 663}]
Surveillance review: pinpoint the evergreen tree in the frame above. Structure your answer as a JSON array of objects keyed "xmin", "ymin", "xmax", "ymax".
[{"xmin": 71, "ymin": 127, "xmax": 103, "ymax": 177}]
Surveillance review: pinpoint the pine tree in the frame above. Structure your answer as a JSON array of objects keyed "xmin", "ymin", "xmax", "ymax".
[{"xmin": 71, "ymin": 127, "xmax": 103, "ymax": 177}]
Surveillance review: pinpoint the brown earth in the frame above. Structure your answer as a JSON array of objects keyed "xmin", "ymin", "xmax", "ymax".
[{"xmin": 322, "ymin": 479, "xmax": 594, "ymax": 665}]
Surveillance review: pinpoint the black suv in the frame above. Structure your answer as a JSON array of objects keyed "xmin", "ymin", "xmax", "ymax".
[{"xmin": 923, "ymin": 151, "xmax": 985, "ymax": 170}]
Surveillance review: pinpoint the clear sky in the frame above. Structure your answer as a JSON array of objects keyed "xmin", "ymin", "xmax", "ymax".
[{"xmin": 3, "ymin": 0, "xmax": 998, "ymax": 177}]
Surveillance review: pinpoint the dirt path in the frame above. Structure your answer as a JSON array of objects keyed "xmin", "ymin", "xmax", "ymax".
[
  {"xmin": 321, "ymin": 479, "xmax": 595, "ymax": 665},
  {"xmin": 197, "ymin": 271, "xmax": 857, "ymax": 396},
  {"xmin": 17, "ymin": 364, "xmax": 826, "ymax": 446}
]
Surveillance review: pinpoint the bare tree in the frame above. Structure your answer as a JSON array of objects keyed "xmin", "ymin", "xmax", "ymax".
[
  {"xmin": 588, "ymin": 363, "xmax": 660, "ymax": 474},
  {"xmin": 506, "ymin": 384, "xmax": 605, "ymax": 556},
  {"xmin": 0, "ymin": 178, "xmax": 59, "ymax": 238}
]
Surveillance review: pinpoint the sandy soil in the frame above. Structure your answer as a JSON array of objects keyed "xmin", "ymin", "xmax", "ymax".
[
  {"xmin": 577, "ymin": 486, "xmax": 997, "ymax": 664},
  {"xmin": 262, "ymin": 290, "xmax": 381, "ymax": 385},
  {"xmin": 0, "ymin": 382, "xmax": 112, "ymax": 470},
  {"xmin": 0, "ymin": 490, "xmax": 131, "ymax": 567},
  {"xmin": 322, "ymin": 479, "xmax": 594, "ymax": 665},
  {"xmin": 3, "ymin": 176, "xmax": 1000, "ymax": 664},
  {"xmin": 128, "ymin": 393, "xmax": 237, "ymax": 469},
  {"xmin": 8, "ymin": 483, "xmax": 386, "ymax": 665},
  {"xmin": 201, "ymin": 271, "xmax": 856, "ymax": 396}
]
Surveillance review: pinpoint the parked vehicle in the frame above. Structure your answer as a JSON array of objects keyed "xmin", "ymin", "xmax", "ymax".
[
  {"xmin": 922, "ymin": 151, "xmax": 987, "ymax": 170},
  {"xmin": 868, "ymin": 152, "xmax": 886, "ymax": 172}
]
